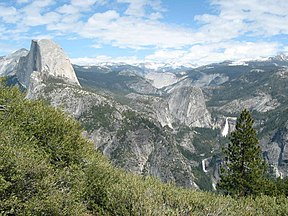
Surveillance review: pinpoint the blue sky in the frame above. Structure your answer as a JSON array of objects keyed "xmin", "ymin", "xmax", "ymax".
[{"xmin": 0, "ymin": 0, "xmax": 288, "ymax": 66}]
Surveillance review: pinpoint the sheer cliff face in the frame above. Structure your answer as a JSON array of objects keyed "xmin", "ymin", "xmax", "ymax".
[
  {"xmin": 168, "ymin": 85, "xmax": 212, "ymax": 128},
  {"xmin": 16, "ymin": 39, "xmax": 80, "ymax": 89}
]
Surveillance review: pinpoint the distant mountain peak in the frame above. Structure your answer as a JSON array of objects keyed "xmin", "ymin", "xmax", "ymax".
[
  {"xmin": 271, "ymin": 53, "xmax": 288, "ymax": 61},
  {"xmin": 74, "ymin": 61, "xmax": 196, "ymax": 74},
  {"xmin": 16, "ymin": 39, "xmax": 80, "ymax": 88},
  {"xmin": 6, "ymin": 48, "xmax": 28, "ymax": 59},
  {"xmin": 0, "ymin": 48, "xmax": 28, "ymax": 76}
]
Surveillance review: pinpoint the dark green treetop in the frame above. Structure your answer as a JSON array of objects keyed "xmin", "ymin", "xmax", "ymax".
[{"xmin": 217, "ymin": 109, "xmax": 267, "ymax": 197}]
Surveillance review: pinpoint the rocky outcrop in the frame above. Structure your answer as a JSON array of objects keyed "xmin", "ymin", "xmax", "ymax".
[
  {"xmin": 262, "ymin": 122, "xmax": 288, "ymax": 178},
  {"xmin": 126, "ymin": 93, "xmax": 173, "ymax": 128},
  {"xmin": 126, "ymin": 77, "xmax": 213, "ymax": 129},
  {"xmin": 145, "ymin": 71, "xmax": 186, "ymax": 89},
  {"xmin": 16, "ymin": 39, "xmax": 80, "ymax": 89},
  {"xmin": 218, "ymin": 93, "xmax": 280, "ymax": 113},
  {"xmin": 190, "ymin": 73, "xmax": 229, "ymax": 87},
  {"xmin": 0, "ymin": 49, "xmax": 28, "ymax": 76},
  {"xmin": 167, "ymin": 80, "xmax": 212, "ymax": 128},
  {"xmin": 125, "ymin": 78, "xmax": 160, "ymax": 95}
]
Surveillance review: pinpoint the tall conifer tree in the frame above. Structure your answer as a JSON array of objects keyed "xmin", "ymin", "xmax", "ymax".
[{"xmin": 217, "ymin": 109, "xmax": 267, "ymax": 196}]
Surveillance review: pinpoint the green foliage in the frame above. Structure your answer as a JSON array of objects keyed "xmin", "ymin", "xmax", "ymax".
[
  {"xmin": 80, "ymin": 104, "xmax": 117, "ymax": 131},
  {"xmin": 264, "ymin": 177, "xmax": 288, "ymax": 197},
  {"xmin": 253, "ymin": 107, "xmax": 288, "ymax": 137},
  {"xmin": 176, "ymin": 127, "xmax": 222, "ymax": 191},
  {"xmin": 0, "ymin": 84, "xmax": 90, "ymax": 215},
  {"xmin": 217, "ymin": 109, "xmax": 268, "ymax": 197},
  {"xmin": 192, "ymin": 128, "xmax": 220, "ymax": 155},
  {"xmin": 191, "ymin": 165, "xmax": 213, "ymax": 191},
  {"xmin": 117, "ymin": 110, "xmax": 161, "ymax": 139}
]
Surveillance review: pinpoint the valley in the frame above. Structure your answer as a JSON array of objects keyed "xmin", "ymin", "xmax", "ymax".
[{"xmin": 1, "ymin": 39, "xmax": 288, "ymax": 191}]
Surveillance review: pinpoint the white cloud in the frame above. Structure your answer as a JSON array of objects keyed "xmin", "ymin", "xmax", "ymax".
[
  {"xmin": 145, "ymin": 41, "xmax": 279, "ymax": 66},
  {"xmin": 282, "ymin": 46, "xmax": 288, "ymax": 54},
  {"xmin": 3, "ymin": 0, "xmax": 59, "ymax": 28},
  {"xmin": 57, "ymin": 4, "xmax": 79, "ymax": 14},
  {"xmin": 26, "ymin": 11, "xmax": 61, "ymax": 26},
  {"xmin": 71, "ymin": 0, "xmax": 106, "ymax": 9},
  {"xmin": 48, "ymin": 0, "xmax": 108, "ymax": 33},
  {"xmin": 192, "ymin": 41, "xmax": 279, "ymax": 65},
  {"xmin": 71, "ymin": 55, "xmax": 140, "ymax": 65},
  {"xmin": 145, "ymin": 49, "xmax": 187, "ymax": 62},
  {"xmin": 0, "ymin": 42, "xmax": 25, "ymax": 55},
  {"xmin": 117, "ymin": 0, "xmax": 164, "ymax": 19},
  {"xmin": 22, "ymin": 0, "xmax": 56, "ymax": 12},
  {"xmin": 118, "ymin": 0, "xmax": 147, "ymax": 17},
  {"xmin": 197, "ymin": 0, "xmax": 288, "ymax": 38},
  {"xmin": 57, "ymin": 0, "xmax": 107, "ymax": 15},
  {"xmin": 80, "ymin": 10, "xmax": 197, "ymax": 49},
  {"xmin": 64, "ymin": 0, "xmax": 288, "ymax": 51},
  {"xmin": 92, "ymin": 43, "xmax": 103, "ymax": 48},
  {"xmin": 71, "ymin": 41, "xmax": 279, "ymax": 66},
  {"xmin": 0, "ymin": 6, "xmax": 19, "ymax": 23},
  {"xmin": 17, "ymin": 0, "xmax": 32, "ymax": 4}
]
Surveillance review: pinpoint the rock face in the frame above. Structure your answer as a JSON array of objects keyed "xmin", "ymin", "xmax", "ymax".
[
  {"xmin": 145, "ymin": 71, "xmax": 186, "ymax": 89},
  {"xmin": 167, "ymin": 81, "xmax": 212, "ymax": 128},
  {"xmin": 16, "ymin": 39, "xmax": 80, "ymax": 89},
  {"xmin": 0, "ymin": 49, "xmax": 28, "ymax": 76},
  {"xmin": 217, "ymin": 93, "xmax": 279, "ymax": 113},
  {"xmin": 262, "ymin": 122, "xmax": 288, "ymax": 178},
  {"xmin": 124, "ymin": 76, "xmax": 212, "ymax": 129}
]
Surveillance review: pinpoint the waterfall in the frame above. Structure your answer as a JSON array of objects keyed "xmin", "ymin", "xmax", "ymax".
[
  {"xmin": 202, "ymin": 159, "xmax": 208, "ymax": 173},
  {"xmin": 221, "ymin": 118, "xmax": 229, "ymax": 137}
]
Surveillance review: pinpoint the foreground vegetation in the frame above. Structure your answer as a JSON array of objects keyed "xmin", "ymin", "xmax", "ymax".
[
  {"xmin": 1, "ymin": 84, "xmax": 288, "ymax": 215},
  {"xmin": 218, "ymin": 109, "xmax": 268, "ymax": 196}
]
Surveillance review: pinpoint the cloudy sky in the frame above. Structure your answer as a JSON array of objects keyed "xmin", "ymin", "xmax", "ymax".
[{"xmin": 0, "ymin": 0, "xmax": 288, "ymax": 66}]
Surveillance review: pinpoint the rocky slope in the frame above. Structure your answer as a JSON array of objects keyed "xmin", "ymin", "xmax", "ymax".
[{"xmin": 167, "ymin": 79, "xmax": 212, "ymax": 128}]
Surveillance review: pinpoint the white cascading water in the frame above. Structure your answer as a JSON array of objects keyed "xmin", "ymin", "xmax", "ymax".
[
  {"xmin": 202, "ymin": 158, "xmax": 208, "ymax": 173},
  {"xmin": 221, "ymin": 118, "xmax": 229, "ymax": 137}
]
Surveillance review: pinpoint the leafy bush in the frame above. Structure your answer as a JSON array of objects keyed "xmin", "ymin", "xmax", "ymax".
[{"xmin": 0, "ymin": 84, "xmax": 90, "ymax": 215}]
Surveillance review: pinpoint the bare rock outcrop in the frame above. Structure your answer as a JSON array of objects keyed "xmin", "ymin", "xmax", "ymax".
[
  {"xmin": 167, "ymin": 80, "xmax": 212, "ymax": 128},
  {"xmin": 0, "ymin": 48, "xmax": 28, "ymax": 76},
  {"xmin": 16, "ymin": 39, "xmax": 80, "ymax": 90}
]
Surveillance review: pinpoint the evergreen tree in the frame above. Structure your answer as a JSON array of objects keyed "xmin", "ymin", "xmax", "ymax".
[{"xmin": 217, "ymin": 109, "xmax": 267, "ymax": 197}]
